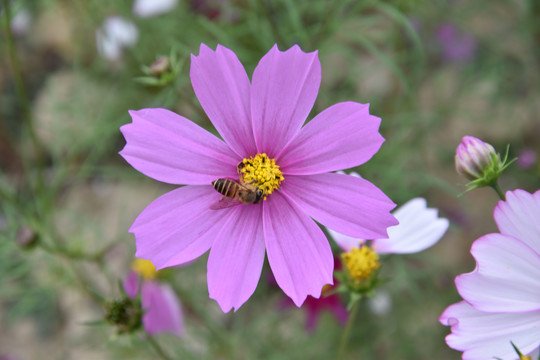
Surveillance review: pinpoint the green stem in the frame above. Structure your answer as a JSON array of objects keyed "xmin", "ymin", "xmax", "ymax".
[
  {"xmin": 337, "ymin": 299, "xmax": 360, "ymax": 359},
  {"xmin": 2, "ymin": 0, "xmax": 43, "ymax": 153},
  {"xmin": 491, "ymin": 182, "xmax": 506, "ymax": 201},
  {"xmin": 145, "ymin": 333, "xmax": 173, "ymax": 360}
]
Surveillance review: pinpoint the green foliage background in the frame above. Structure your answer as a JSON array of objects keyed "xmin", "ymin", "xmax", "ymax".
[{"xmin": 1, "ymin": 0, "xmax": 539, "ymax": 358}]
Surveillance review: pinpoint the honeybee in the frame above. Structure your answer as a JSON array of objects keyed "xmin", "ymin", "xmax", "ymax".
[{"xmin": 210, "ymin": 178, "xmax": 264, "ymax": 210}]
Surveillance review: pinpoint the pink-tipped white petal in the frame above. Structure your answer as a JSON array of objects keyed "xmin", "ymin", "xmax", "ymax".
[
  {"xmin": 494, "ymin": 189, "xmax": 540, "ymax": 254},
  {"xmin": 263, "ymin": 192, "xmax": 333, "ymax": 307},
  {"xmin": 120, "ymin": 108, "xmax": 238, "ymax": 185},
  {"xmin": 251, "ymin": 44, "xmax": 321, "ymax": 156},
  {"xmin": 278, "ymin": 102, "xmax": 384, "ymax": 174},
  {"xmin": 190, "ymin": 44, "xmax": 257, "ymax": 157},
  {"xmin": 372, "ymin": 198, "xmax": 449, "ymax": 254},
  {"xmin": 282, "ymin": 173, "xmax": 397, "ymax": 239},
  {"xmin": 455, "ymin": 233, "xmax": 540, "ymax": 313},
  {"xmin": 131, "ymin": 185, "xmax": 237, "ymax": 269},
  {"xmin": 123, "ymin": 270, "xmax": 140, "ymax": 299},
  {"xmin": 141, "ymin": 281, "xmax": 184, "ymax": 337},
  {"xmin": 327, "ymin": 228, "xmax": 365, "ymax": 252},
  {"xmin": 440, "ymin": 301, "xmax": 540, "ymax": 360},
  {"xmin": 207, "ymin": 204, "xmax": 265, "ymax": 312}
]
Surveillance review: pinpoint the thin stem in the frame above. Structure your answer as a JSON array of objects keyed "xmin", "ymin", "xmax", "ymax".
[
  {"xmin": 2, "ymin": 0, "xmax": 43, "ymax": 153},
  {"xmin": 337, "ymin": 299, "xmax": 360, "ymax": 359},
  {"xmin": 491, "ymin": 182, "xmax": 506, "ymax": 201},
  {"xmin": 144, "ymin": 333, "xmax": 173, "ymax": 360},
  {"xmin": 38, "ymin": 240, "xmax": 113, "ymax": 263}
]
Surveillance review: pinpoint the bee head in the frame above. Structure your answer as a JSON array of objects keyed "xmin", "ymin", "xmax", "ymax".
[{"xmin": 254, "ymin": 188, "xmax": 264, "ymax": 204}]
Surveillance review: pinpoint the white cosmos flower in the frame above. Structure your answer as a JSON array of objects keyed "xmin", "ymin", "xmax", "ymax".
[
  {"xmin": 96, "ymin": 16, "xmax": 139, "ymax": 61},
  {"xmin": 328, "ymin": 172, "xmax": 449, "ymax": 254},
  {"xmin": 132, "ymin": 0, "xmax": 179, "ymax": 17}
]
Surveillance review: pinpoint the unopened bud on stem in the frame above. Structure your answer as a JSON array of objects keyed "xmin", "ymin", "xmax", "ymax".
[{"xmin": 454, "ymin": 136, "xmax": 515, "ymax": 198}]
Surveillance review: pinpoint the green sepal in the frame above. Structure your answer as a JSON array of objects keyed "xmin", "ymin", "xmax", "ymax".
[{"xmin": 460, "ymin": 146, "xmax": 517, "ymax": 195}]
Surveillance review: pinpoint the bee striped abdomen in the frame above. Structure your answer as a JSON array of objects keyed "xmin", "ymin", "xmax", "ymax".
[{"xmin": 212, "ymin": 178, "xmax": 238, "ymax": 198}]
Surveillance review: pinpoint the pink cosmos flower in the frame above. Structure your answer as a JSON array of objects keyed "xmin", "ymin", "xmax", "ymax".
[
  {"xmin": 120, "ymin": 44, "xmax": 398, "ymax": 312},
  {"xmin": 329, "ymin": 191, "xmax": 449, "ymax": 254},
  {"xmin": 123, "ymin": 263, "xmax": 184, "ymax": 337},
  {"xmin": 278, "ymin": 258, "xmax": 348, "ymax": 332},
  {"xmin": 302, "ymin": 284, "xmax": 348, "ymax": 332},
  {"xmin": 517, "ymin": 149, "xmax": 537, "ymax": 170},
  {"xmin": 440, "ymin": 189, "xmax": 540, "ymax": 360}
]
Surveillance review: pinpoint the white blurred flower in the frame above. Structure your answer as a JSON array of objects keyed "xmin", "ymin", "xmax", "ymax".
[
  {"xmin": 367, "ymin": 290, "xmax": 392, "ymax": 317},
  {"xmin": 133, "ymin": 0, "xmax": 179, "ymax": 17},
  {"xmin": 329, "ymin": 172, "xmax": 449, "ymax": 254},
  {"xmin": 96, "ymin": 16, "xmax": 139, "ymax": 61},
  {"xmin": 11, "ymin": 8, "xmax": 31, "ymax": 36}
]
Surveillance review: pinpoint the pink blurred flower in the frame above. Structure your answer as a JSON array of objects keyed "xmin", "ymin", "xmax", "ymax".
[
  {"xmin": 123, "ymin": 263, "xmax": 184, "ymax": 337},
  {"xmin": 329, "ymin": 189, "xmax": 449, "ymax": 254},
  {"xmin": 436, "ymin": 23, "xmax": 476, "ymax": 63},
  {"xmin": 120, "ymin": 44, "xmax": 397, "ymax": 312},
  {"xmin": 278, "ymin": 258, "xmax": 348, "ymax": 332},
  {"xmin": 440, "ymin": 189, "xmax": 540, "ymax": 360},
  {"xmin": 517, "ymin": 149, "xmax": 537, "ymax": 170},
  {"xmin": 302, "ymin": 283, "xmax": 348, "ymax": 332}
]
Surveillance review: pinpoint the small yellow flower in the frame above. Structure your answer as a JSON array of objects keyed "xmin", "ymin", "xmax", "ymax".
[{"xmin": 341, "ymin": 246, "xmax": 380, "ymax": 284}]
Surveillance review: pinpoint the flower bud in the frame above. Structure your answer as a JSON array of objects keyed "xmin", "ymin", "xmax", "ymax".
[
  {"xmin": 454, "ymin": 136, "xmax": 516, "ymax": 196},
  {"xmin": 455, "ymin": 136, "xmax": 497, "ymax": 181},
  {"xmin": 16, "ymin": 226, "xmax": 38, "ymax": 249},
  {"xmin": 149, "ymin": 56, "xmax": 171, "ymax": 76},
  {"xmin": 104, "ymin": 297, "xmax": 143, "ymax": 334}
]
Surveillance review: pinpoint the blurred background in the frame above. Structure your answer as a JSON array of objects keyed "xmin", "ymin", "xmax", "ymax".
[{"xmin": 1, "ymin": 0, "xmax": 539, "ymax": 359}]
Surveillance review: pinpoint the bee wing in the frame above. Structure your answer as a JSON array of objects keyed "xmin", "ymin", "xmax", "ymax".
[{"xmin": 209, "ymin": 197, "xmax": 242, "ymax": 210}]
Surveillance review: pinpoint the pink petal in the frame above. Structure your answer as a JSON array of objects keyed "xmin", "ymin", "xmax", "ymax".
[
  {"xmin": 131, "ymin": 185, "xmax": 237, "ymax": 269},
  {"xmin": 373, "ymin": 198, "xmax": 449, "ymax": 254},
  {"xmin": 123, "ymin": 270, "xmax": 140, "ymax": 299},
  {"xmin": 455, "ymin": 233, "xmax": 540, "ymax": 313},
  {"xmin": 120, "ymin": 108, "xmax": 238, "ymax": 185},
  {"xmin": 281, "ymin": 173, "xmax": 397, "ymax": 239},
  {"xmin": 494, "ymin": 189, "xmax": 540, "ymax": 254},
  {"xmin": 190, "ymin": 44, "xmax": 257, "ymax": 157},
  {"xmin": 263, "ymin": 191, "xmax": 333, "ymax": 306},
  {"xmin": 277, "ymin": 102, "xmax": 384, "ymax": 175},
  {"xmin": 440, "ymin": 301, "xmax": 540, "ymax": 360},
  {"xmin": 207, "ymin": 204, "xmax": 265, "ymax": 312},
  {"xmin": 251, "ymin": 44, "xmax": 321, "ymax": 156},
  {"xmin": 142, "ymin": 281, "xmax": 184, "ymax": 337}
]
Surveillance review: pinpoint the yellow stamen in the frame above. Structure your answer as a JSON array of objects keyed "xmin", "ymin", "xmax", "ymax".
[
  {"xmin": 132, "ymin": 258, "xmax": 157, "ymax": 280},
  {"xmin": 341, "ymin": 246, "xmax": 380, "ymax": 283},
  {"xmin": 239, "ymin": 153, "xmax": 284, "ymax": 200}
]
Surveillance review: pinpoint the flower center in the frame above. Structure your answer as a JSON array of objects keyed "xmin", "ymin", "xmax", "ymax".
[
  {"xmin": 132, "ymin": 258, "xmax": 157, "ymax": 280},
  {"xmin": 341, "ymin": 246, "xmax": 380, "ymax": 283},
  {"xmin": 239, "ymin": 153, "xmax": 284, "ymax": 200}
]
